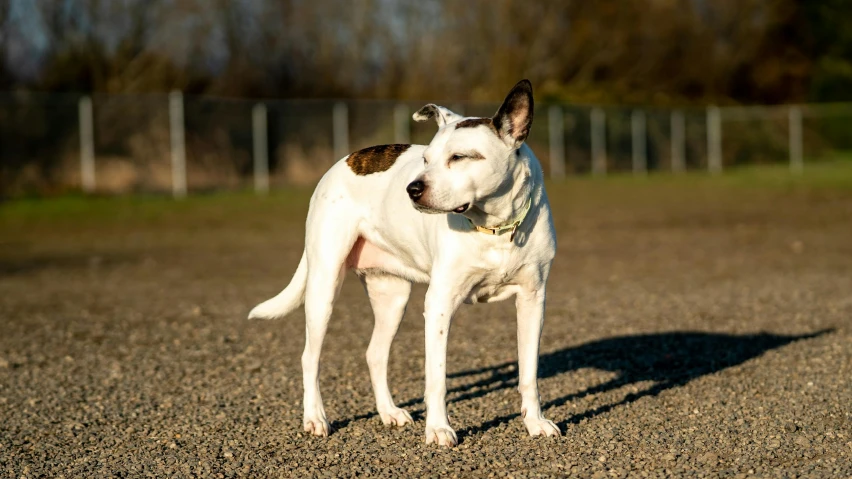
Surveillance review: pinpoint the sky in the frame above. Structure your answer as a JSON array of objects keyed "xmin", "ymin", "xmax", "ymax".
[{"xmin": 6, "ymin": 0, "xmax": 50, "ymax": 80}]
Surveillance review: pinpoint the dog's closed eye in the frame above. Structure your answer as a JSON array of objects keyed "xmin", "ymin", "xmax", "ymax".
[{"xmin": 449, "ymin": 151, "xmax": 485, "ymax": 163}]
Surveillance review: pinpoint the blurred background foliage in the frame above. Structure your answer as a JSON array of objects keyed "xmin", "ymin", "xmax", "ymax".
[{"xmin": 2, "ymin": 0, "xmax": 852, "ymax": 105}]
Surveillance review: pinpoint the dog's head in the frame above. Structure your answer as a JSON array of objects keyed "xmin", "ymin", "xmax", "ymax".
[{"xmin": 406, "ymin": 80, "xmax": 534, "ymax": 214}]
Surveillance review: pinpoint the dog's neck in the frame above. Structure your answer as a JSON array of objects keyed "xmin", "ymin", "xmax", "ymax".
[{"xmin": 465, "ymin": 149, "xmax": 534, "ymax": 228}]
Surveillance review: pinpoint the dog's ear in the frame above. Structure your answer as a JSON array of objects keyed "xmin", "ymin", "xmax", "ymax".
[
  {"xmin": 413, "ymin": 104, "xmax": 463, "ymax": 128},
  {"xmin": 492, "ymin": 80, "xmax": 534, "ymax": 148}
]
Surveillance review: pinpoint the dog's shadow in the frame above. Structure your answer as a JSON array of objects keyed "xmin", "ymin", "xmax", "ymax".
[
  {"xmin": 450, "ymin": 329, "xmax": 831, "ymax": 436},
  {"xmin": 336, "ymin": 329, "xmax": 831, "ymax": 436}
]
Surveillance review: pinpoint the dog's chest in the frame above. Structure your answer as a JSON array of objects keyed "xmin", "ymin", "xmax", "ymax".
[
  {"xmin": 465, "ymin": 245, "xmax": 523, "ymax": 303},
  {"xmin": 481, "ymin": 247, "xmax": 516, "ymax": 279}
]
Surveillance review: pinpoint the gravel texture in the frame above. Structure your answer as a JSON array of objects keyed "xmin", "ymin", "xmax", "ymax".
[{"xmin": 1, "ymin": 181, "xmax": 851, "ymax": 478}]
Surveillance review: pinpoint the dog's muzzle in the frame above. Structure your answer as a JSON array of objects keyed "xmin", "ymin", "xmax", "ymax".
[{"xmin": 406, "ymin": 180, "xmax": 425, "ymax": 202}]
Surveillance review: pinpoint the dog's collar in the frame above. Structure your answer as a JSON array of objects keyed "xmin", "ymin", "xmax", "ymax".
[{"xmin": 467, "ymin": 197, "xmax": 532, "ymax": 242}]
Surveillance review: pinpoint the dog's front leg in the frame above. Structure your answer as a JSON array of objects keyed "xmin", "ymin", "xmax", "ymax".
[
  {"xmin": 423, "ymin": 282, "xmax": 465, "ymax": 447},
  {"xmin": 515, "ymin": 278, "xmax": 561, "ymax": 438}
]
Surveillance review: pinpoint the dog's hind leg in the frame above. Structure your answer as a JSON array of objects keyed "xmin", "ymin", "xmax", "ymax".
[
  {"xmin": 301, "ymin": 211, "xmax": 358, "ymax": 437},
  {"xmin": 362, "ymin": 274, "xmax": 413, "ymax": 427}
]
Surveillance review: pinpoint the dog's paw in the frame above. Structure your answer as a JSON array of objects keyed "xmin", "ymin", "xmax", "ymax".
[
  {"xmin": 304, "ymin": 417, "xmax": 332, "ymax": 437},
  {"xmin": 379, "ymin": 406, "xmax": 414, "ymax": 427},
  {"xmin": 425, "ymin": 426, "xmax": 458, "ymax": 447},
  {"xmin": 523, "ymin": 417, "xmax": 561, "ymax": 438}
]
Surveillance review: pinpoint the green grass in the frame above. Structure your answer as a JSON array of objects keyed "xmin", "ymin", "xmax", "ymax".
[
  {"xmin": 0, "ymin": 187, "xmax": 313, "ymax": 232},
  {"xmin": 3, "ymin": 161, "xmax": 851, "ymax": 232},
  {"xmin": 566, "ymin": 159, "xmax": 852, "ymax": 190},
  {"xmin": 716, "ymin": 161, "xmax": 852, "ymax": 190}
]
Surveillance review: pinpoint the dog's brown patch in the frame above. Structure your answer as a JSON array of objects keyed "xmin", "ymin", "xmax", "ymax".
[
  {"xmin": 455, "ymin": 117, "xmax": 498, "ymax": 133},
  {"xmin": 346, "ymin": 144, "xmax": 411, "ymax": 175}
]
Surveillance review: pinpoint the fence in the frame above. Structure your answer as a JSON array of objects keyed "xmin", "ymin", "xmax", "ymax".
[{"xmin": 1, "ymin": 91, "xmax": 851, "ymax": 197}]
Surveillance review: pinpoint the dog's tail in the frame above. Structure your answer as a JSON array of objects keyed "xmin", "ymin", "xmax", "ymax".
[{"xmin": 248, "ymin": 251, "xmax": 308, "ymax": 320}]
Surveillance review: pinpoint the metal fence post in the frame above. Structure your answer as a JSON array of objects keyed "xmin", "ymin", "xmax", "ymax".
[
  {"xmin": 394, "ymin": 103, "xmax": 410, "ymax": 144},
  {"xmin": 252, "ymin": 103, "xmax": 269, "ymax": 194},
  {"xmin": 707, "ymin": 106, "xmax": 722, "ymax": 174},
  {"xmin": 333, "ymin": 102, "xmax": 349, "ymax": 160},
  {"xmin": 169, "ymin": 91, "xmax": 187, "ymax": 198},
  {"xmin": 590, "ymin": 107, "xmax": 607, "ymax": 176},
  {"xmin": 670, "ymin": 110, "xmax": 686, "ymax": 173},
  {"xmin": 78, "ymin": 96, "xmax": 96, "ymax": 192},
  {"xmin": 789, "ymin": 106, "xmax": 803, "ymax": 174},
  {"xmin": 548, "ymin": 105, "xmax": 566, "ymax": 179},
  {"xmin": 631, "ymin": 110, "xmax": 647, "ymax": 175}
]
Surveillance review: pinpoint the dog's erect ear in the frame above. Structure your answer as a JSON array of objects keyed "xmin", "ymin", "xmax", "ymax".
[
  {"xmin": 413, "ymin": 104, "xmax": 463, "ymax": 128},
  {"xmin": 492, "ymin": 80, "xmax": 534, "ymax": 148}
]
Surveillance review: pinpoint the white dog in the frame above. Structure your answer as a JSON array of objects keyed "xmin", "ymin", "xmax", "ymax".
[{"xmin": 249, "ymin": 80, "xmax": 560, "ymax": 447}]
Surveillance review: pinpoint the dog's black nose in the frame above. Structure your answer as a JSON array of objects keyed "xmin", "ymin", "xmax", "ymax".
[{"xmin": 406, "ymin": 180, "xmax": 425, "ymax": 200}]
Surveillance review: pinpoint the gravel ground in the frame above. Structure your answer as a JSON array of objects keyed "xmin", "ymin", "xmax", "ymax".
[{"xmin": 1, "ymin": 181, "xmax": 851, "ymax": 478}]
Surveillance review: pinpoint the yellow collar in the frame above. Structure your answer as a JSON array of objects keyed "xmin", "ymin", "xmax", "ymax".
[{"xmin": 467, "ymin": 197, "xmax": 532, "ymax": 242}]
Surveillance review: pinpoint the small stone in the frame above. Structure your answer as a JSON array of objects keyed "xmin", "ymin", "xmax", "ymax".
[
  {"xmin": 784, "ymin": 423, "xmax": 798, "ymax": 433},
  {"xmin": 662, "ymin": 453, "xmax": 677, "ymax": 462},
  {"xmin": 790, "ymin": 240, "xmax": 804, "ymax": 254},
  {"xmin": 766, "ymin": 439, "xmax": 781, "ymax": 449}
]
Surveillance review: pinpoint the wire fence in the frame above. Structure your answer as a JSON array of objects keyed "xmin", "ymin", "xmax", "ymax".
[{"xmin": 1, "ymin": 91, "xmax": 851, "ymax": 197}]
